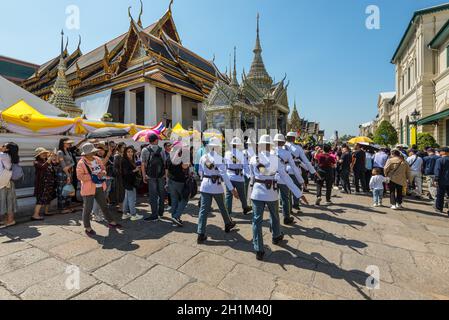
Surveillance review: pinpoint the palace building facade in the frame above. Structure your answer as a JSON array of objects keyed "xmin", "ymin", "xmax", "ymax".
[
  {"xmin": 22, "ymin": 2, "xmax": 226, "ymax": 128},
  {"xmin": 203, "ymin": 15, "xmax": 290, "ymax": 133}
]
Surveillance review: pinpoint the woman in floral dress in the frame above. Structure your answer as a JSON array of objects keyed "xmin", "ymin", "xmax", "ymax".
[{"xmin": 32, "ymin": 148, "xmax": 57, "ymax": 220}]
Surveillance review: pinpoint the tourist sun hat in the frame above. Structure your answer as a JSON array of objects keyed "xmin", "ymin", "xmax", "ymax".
[{"xmin": 80, "ymin": 143, "xmax": 100, "ymax": 156}]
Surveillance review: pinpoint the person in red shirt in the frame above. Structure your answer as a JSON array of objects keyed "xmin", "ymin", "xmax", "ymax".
[{"xmin": 314, "ymin": 144, "xmax": 337, "ymax": 206}]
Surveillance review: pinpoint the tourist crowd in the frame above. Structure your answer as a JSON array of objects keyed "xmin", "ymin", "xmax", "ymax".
[{"xmin": 0, "ymin": 134, "xmax": 447, "ymax": 260}]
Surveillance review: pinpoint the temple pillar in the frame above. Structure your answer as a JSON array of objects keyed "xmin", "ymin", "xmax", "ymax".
[
  {"xmin": 172, "ymin": 93, "xmax": 183, "ymax": 126},
  {"xmin": 124, "ymin": 89, "xmax": 137, "ymax": 124},
  {"xmin": 144, "ymin": 83, "xmax": 157, "ymax": 126}
]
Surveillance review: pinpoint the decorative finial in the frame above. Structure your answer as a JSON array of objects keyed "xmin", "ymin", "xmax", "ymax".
[
  {"xmin": 212, "ymin": 53, "xmax": 215, "ymax": 62},
  {"xmin": 169, "ymin": 0, "xmax": 174, "ymax": 12},
  {"xmin": 138, "ymin": 0, "xmax": 143, "ymax": 26},
  {"xmin": 60, "ymin": 29, "xmax": 64, "ymax": 56},
  {"xmin": 65, "ymin": 37, "xmax": 69, "ymax": 53},
  {"xmin": 257, "ymin": 13, "xmax": 260, "ymax": 35},
  {"xmin": 77, "ymin": 35, "xmax": 82, "ymax": 50},
  {"xmin": 128, "ymin": 6, "xmax": 133, "ymax": 20}
]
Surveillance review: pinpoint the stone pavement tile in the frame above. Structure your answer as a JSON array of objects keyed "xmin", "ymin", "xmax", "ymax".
[
  {"xmin": 2, "ymin": 224, "xmax": 62, "ymax": 242},
  {"xmin": 121, "ymin": 239, "xmax": 171, "ymax": 258},
  {"xmin": 312, "ymin": 263, "xmax": 369, "ymax": 300},
  {"xmin": 69, "ymin": 248, "xmax": 125, "ymax": 272},
  {"xmin": 192, "ymin": 240, "xmax": 232, "ymax": 256},
  {"xmin": 390, "ymin": 262, "xmax": 449, "ymax": 297},
  {"xmin": 147, "ymin": 243, "xmax": 199, "ymax": 269},
  {"xmin": 370, "ymin": 215, "xmax": 406, "ymax": 228},
  {"xmin": 162, "ymin": 230, "xmax": 198, "ymax": 247},
  {"xmin": 223, "ymin": 242, "xmax": 264, "ymax": 269},
  {"xmin": 341, "ymin": 227, "xmax": 381, "ymax": 246},
  {"xmin": 20, "ymin": 270, "xmax": 98, "ymax": 300},
  {"xmin": 0, "ymin": 258, "xmax": 67, "ymax": 294},
  {"xmin": 296, "ymin": 240, "xmax": 342, "ymax": 266},
  {"xmin": 121, "ymin": 265, "xmax": 192, "ymax": 300},
  {"xmin": 171, "ymin": 281, "xmax": 233, "ymax": 300},
  {"xmin": 381, "ymin": 234, "xmax": 429, "ymax": 253},
  {"xmin": 218, "ymin": 264, "xmax": 276, "ymax": 300},
  {"xmin": 93, "ymin": 254, "xmax": 155, "ymax": 288},
  {"xmin": 28, "ymin": 229, "xmax": 81, "ymax": 250},
  {"xmin": 427, "ymin": 243, "xmax": 449, "ymax": 258},
  {"xmin": 425, "ymin": 224, "xmax": 449, "ymax": 237},
  {"xmin": 384, "ymin": 226, "xmax": 442, "ymax": 244},
  {"xmin": 49, "ymin": 237, "xmax": 101, "ymax": 260},
  {"xmin": 0, "ymin": 286, "xmax": 19, "ymax": 300},
  {"xmin": 272, "ymin": 279, "xmax": 338, "ymax": 300},
  {"xmin": 0, "ymin": 247, "xmax": 49, "ymax": 275},
  {"xmin": 0, "ymin": 239, "xmax": 31, "ymax": 258},
  {"xmin": 370, "ymin": 281, "xmax": 433, "ymax": 300},
  {"xmin": 261, "ymin": 252, "xmax": 317, "ymax": 285},
  {"xmin": 179, "ymin": 252, "xmax": 236, "ymax": 286},
  {"xmin": 72, "ymin": 283, "xmax": 133, "ymax": 300},
  {"xmin": 411, "ymin": 252, "xmax": 449, "ymax": 275},
  {"xmin": 362, "ymin": 241, "xmax": 415, "ymax": 265},
  {"xmin": 341, "ymin": 252, "xmax": 394, "ymax": 283}
]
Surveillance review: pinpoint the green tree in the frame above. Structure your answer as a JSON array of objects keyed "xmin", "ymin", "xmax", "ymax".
[
  {"xmin": 373, "ymin": 121, "xmax": 398, "ymax": 146},
  {"xmin": 417, "ymin": 133, "xmax": 439, "ymax": 150},
  {"xmin": 340, "ymin": 134, "xmax": 355, "ymax": 143}
]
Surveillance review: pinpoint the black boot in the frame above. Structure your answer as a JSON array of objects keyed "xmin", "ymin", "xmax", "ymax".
[
  {"xmin": 225, "ymin": 221, "xmax": 237, "ymax": 233},
  {"xmin": 243, "ymin": 207, "xmax": 253, "ymax": 215},
  {"xmin": 197, "ymin": 234, "xmax": 207, "ymax": 244},
  {"xmin": 256, "ymin": 251, "xmax": 265, "ymax": 261},
  {"xmin": 272, "ymin": 233, "xmax": 285, "ymax": 245},
  {"xmin": 284, "ymin": 216, "xmax": 294, "ymax": 225}
]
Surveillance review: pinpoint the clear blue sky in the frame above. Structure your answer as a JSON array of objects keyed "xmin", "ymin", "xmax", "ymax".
[{"xmin": 1, "ymin": 0, "xmax": 447, "ymax": 137}]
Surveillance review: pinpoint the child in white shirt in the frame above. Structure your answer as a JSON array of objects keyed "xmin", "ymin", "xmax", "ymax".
[{"xmin": 369, "ymin": 168, "xmax": 388, "ymax": 207}]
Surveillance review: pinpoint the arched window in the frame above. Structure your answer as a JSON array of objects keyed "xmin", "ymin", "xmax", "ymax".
[
  {"xmin": 400, "ymin": 119, "xmax": 404, "ymax": 144},
  {"xmin": 405, "ymin": 116, "xmax": 410, "ymax": 146}
]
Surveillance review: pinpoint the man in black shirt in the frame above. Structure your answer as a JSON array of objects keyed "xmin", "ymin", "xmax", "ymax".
[
  {"xmin": 351, "ymin": 144, "xmax": 368, "ymax": 193},
  {"xmin": 167, "ymin": 143, "xmax": 191, "ymax": 227},
  {"xmin": 339, "ymin": 146, "xmax": 352, "ymax": 193}
]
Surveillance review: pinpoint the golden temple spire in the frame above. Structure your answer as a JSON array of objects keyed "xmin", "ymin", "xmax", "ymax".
[{"xmin": 247, "ymin": 13, "xmax": 272, "ymax": 90}]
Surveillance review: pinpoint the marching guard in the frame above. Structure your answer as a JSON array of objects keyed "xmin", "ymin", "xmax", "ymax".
[
  {"xmin": 273, "ymin": 134, "xmax": 305, "ymax": 225},
  {"xmin": 249, "ymin": 135, "xmax": 306, "ymax": 261},
  {"xmin": 225, "ymin": 137, "xmax": 252, "ymax": 216},
  {"xmin": 285, "ymin": 132, "xmax": 318, "ymax": 211},
  {"xmin": 197, "ymin": 137, "xmax": 239, "ymax": 244}
]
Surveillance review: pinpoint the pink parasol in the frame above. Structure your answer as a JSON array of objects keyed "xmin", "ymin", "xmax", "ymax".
[{"xmin": 133, "ymin": 129, "xmax": 161, "ymax": 142}]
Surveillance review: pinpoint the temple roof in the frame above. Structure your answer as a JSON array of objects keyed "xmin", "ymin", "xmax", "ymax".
[{"xmin": 22, "ymin": 3, "xmax": 221, "ymax": 102}]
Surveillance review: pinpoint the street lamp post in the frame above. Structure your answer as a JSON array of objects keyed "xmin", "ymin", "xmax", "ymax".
[{"xmin": 410, "ymin": 109, "xmax": 421, "ymax": 148}]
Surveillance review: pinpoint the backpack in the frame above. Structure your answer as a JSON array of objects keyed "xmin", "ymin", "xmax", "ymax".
[
  {"xmin": 146, "ymin": 147, "xmax": 165, "ymax": 178},
  {"xmin": 11, "ymin": 163, "xmax": 24, "ymax": 182}
]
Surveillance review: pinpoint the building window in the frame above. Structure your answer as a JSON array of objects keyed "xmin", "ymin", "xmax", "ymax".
[
  {"xmin": 192, "ymin": 106, "xmax": 198, "ymax": 117},
  {"xmin": 407, "ymin": 67, "xmax": 411, "ymax": 90}
]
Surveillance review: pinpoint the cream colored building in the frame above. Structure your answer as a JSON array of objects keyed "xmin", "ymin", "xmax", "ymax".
[
  {"xmin": 377, "ymin": 92, "xmax": 396, "ymax": 124},
  {"xmin": 390, "ymin": 3, "xmax": 449, "ymax": 146}
]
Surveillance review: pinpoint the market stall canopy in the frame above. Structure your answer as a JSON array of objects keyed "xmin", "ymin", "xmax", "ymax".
[
  {"xmin": 0, "ymin": 100, "xmax": 150, "ymax": 136},
  {"xmin": 0, "ymin": 75, "xmax": 63, "ymax": 116}
]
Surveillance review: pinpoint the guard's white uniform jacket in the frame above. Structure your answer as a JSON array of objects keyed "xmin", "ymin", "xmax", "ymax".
[
  {"xmin": 199, "ymin": 151, "xmax": 234, "ymax": 194},
  {"xmin": 249, "ymin": 151, "xmax": 302, "ymax": 202},
  {"xmin": 225, "ymin": 149, "xmax": 250, "ymax": 183},
  {"xmin": 275, "ymin": 147, "xmax": 304, "ymax": 185},
  {"xmin": 285, "ymin": 142, "xmax": 316, "ymax": 175},
  {"xmin": 243, "ymin": 147, "xmax": 256, "ymax": 164}
]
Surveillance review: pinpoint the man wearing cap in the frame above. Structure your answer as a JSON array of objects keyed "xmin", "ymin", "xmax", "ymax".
[
  {"xmin": 76, "ymin": 143, "xmax": 122, "ymax": 237},
  {"xmin": 250, "ymin": 135, "xmax": 306, "ymax": 261},
  {"xmin": 433, "ymin": 147, "xmax": 449, "ymax": 216},
  {"xmin": 197, "ymin": 137, "xmax": 239, "ymax": 244},
  {"xmin": 273, "ymin": 133, "xmax": 304, "ymax": 225},
  {"xmin": 141, "ymin": 134, "xmax": 167, "ymax": 222},
  {"xmin": 285, "ymin": 132, "xmax": 317, "ymax": 211},
  {"xmin": 225, "ymin": 137, "xmax": 252, "ymax": 216}
]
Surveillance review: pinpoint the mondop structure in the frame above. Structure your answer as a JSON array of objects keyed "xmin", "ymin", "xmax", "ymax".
[{"xmin": 204, "ymin": 15, "xmax": 290, "ymax": 133}]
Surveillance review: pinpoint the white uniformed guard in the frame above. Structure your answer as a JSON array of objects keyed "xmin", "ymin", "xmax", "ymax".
[
  {"xmin": 243, "ymin": 137, "xmax": 257, "ymax": 199},
  {"xmin": 224, "ymin": 137, "xmax": 252, "ymax": 215},
  {"xmin": 197, "ymin": 137, "xmax": 238, "ymax": 243},
  {"xmin": 273, "ymin": 134, "xmax": 305, "ymax": 225},
  {"xmin": 285, "ymin": 132, "xmax": 318, "ymax": 210},
  {"xmin": 249, "ymin": 135, "xmax": 304, "ymax": 261}
]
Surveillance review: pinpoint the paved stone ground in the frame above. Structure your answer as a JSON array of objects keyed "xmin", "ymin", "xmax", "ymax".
[{"xmin": 0, "ymin": 185, "xmax": 449, "ymax": 300}]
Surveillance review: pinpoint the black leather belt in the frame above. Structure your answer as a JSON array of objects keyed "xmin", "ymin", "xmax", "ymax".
[
  {"xmin": 254, "ymin": 179, "xmax": 278, "ymax": 191},
  {"xmin": 203, "ymin": 175, "xmax": 222, "ymax": 184},
  {"xmin": 229, "ymin": 168, "xmax": 243, "ymax": 176}
]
